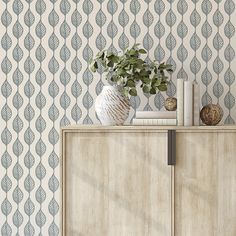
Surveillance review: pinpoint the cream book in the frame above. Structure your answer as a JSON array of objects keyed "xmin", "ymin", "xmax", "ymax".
[
  {"xmin": 133, "ymin": 119, "xmax": 177, "ymax": 126},
  {"xmin": 136, "ymin": 111, "xmax": 176, "ymax": 119},
  {"xmin": 193, "ymin": 82, "xmax": 200, "ymax": 126},
  {"xmin": 184, "ymin": 80, "xmax": 193, "ymax": 126},
  {"xmin": 177, "ymin": 78, "xmax": 184, "ymax": 126}
]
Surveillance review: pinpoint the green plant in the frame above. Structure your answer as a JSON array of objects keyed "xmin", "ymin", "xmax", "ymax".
[{"xmin": 90, "ymin": 44, "xmax": 173, "ymax": 97}]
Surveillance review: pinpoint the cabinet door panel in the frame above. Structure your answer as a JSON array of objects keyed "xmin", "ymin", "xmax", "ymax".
[
  {"xmin": 63, "ymin": 131, "xmax": 172, "ymax": 236},
  {"xmin": 175, "ymin": 132, "xmax": 236, "ymax": 236}
]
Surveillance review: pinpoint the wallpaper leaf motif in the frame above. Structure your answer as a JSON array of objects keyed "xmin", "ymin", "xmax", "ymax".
[
  {"xmin": 1, "ymin": 0, "xmax": 13, "ymax": 235},
  {"xmin": 224, "ymin": 0, "xmax": 235, "ymax": 123},
  {"xmin": 0, "ymin": 0, "xmax": 236, "ymax": 234},
  {"xmin": 165, "ymin": 0, "xmax": 176, "ymax": 97}
]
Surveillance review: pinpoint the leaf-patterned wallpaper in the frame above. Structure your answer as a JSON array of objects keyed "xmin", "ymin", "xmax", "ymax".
[{"xmin": 0, "ymin": 0, "xmax": 235, "ymax": 235}]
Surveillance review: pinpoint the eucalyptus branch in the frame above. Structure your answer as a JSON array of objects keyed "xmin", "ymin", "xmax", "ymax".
[{"xmin": 90, "ymin": 44, "xmax": 173, "ymax": 97}]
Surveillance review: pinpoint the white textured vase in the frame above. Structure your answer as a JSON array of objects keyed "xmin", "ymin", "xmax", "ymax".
[{"xmin": 95, "ymin": 85, "xmax": 130, "ymax": 125}]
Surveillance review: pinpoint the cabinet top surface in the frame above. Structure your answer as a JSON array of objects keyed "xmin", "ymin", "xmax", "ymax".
[{"xmin": 61, "ymin": 125, "xmax": 236, "ymax": 132}]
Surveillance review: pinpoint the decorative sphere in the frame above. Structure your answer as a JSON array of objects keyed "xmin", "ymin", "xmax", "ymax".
[
  {"xmin": 165, "ymin": 97, "xmax": 177, "ymax": 111},
  {"xmin": 200, "ymin": 104, "xmax": 223, "ymax": 125}
]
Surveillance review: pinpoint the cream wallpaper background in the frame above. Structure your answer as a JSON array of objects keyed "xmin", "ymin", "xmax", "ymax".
[{"xmin": 0, "ymin": 0, "xmax": 236, "ymax": 235}]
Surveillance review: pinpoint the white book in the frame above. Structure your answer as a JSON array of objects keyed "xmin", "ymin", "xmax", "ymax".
[
  {"xmin": 136, "ymin": 111, "xmax": 176, "ymax": 119},
  {"xmin": 184, "ymin": 80, "xmax": 193, "ymax": 126},
  {"xmin": 177, "ymin": 78, "xmax": 184, "ymax": 126},
  {"xmin": 132, "ymin": 119, "xmax": 177, "ymax": 126},
  {"xmin": 193, "ymin": 82, "xmax": 200, "ymax": 126}
]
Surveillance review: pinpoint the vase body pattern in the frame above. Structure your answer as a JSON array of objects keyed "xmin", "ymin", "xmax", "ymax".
[{"xmin": 95, "ymin": 86, "xmax": 130, "ymax": 125}]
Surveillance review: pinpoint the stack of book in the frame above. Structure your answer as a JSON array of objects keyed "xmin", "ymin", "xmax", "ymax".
[
  {"xmin": 133, "ymin": 111, "xmax": 177, "ymax": 125},
  {"xmin": 177, "ymin": 79, "xmax": 200, "ymax": 126},
  {"xmin": 132, "ymin": 78, "xmax": 200, "ymax": 126}
]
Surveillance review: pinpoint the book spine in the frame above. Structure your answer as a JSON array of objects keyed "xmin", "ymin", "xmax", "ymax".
[
  {"xmin": 184, "ymin": 80, "xmax": 193, "ymax": 126},
  {"xmin": 158, "ymin": 119, "xmax": 176, "ymax": 125},
  {"xmin": 132, "ymin": 119, "xmax": 176, "ymax": 125},
  {"xmin": 177, "ymin": 78, "xmax": 184, "ymax": 126},
  {"xmin": 135, "ymin": 111, "xmax": 176, "ymax": 119},
  {"xmin": 193, "ymin": 82, "xmax": 200, "ymax": 126},
  {"xmin": 132, "ymin": 119, "xmax": 143, "ymax": 125}
]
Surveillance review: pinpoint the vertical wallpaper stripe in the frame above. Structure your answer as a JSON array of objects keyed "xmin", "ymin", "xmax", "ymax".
[
  {"xmin": 0, "ymin": 0, "xmax": 236, "ymax": 234},
  {"xmin": 224, "ymin": 0, "xmax": 235, "ymax": 123},
  {"xmin": 48, "ymin": 1, "xmax": 59, "ymax": 235},
  {"xmin": 2, "ymin": 0, "xmax": 12, "ymax": 235},
  {"xmin": 12, "ymin": 0, "xmax": 24, "ymax": 235}
]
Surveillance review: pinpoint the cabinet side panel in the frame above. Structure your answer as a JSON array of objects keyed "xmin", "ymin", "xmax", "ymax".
[
  {"xmin": 64, "ymin": 131, "xmax": 172, "ymax": 236},
  {"xmin": 175, "ymin": 132, "xmax": 236, "ymax": 236}
]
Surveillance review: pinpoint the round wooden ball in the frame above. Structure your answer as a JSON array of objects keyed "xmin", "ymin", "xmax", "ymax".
[
  {"xmin": 165, "ymin": 97, "xmax": 177, "ymax": 111},
  {"xmin": 200, "ymin": 104, "xmax": 223, "ymax": 125}
]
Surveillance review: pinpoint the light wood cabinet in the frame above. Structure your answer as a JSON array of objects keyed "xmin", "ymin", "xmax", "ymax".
[
  {"xmin": 62, "ymin": 127, "xmax": 173, "ymax": 236},
  {"xmin": 175, "ymin": 131, "xmax": 236, "ymax": 236},
  {"xmin": 61, "ymin": 126, "xmax": 236, "ymax": 236}
]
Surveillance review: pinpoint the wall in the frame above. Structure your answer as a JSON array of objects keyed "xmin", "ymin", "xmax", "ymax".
[{"xmin": 0, "ymin": 0, "xmax": 235, "ymax": 235}]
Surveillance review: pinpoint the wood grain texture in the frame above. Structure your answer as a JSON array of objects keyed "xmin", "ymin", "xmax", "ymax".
[
  {"xmin": 61, "ymin": 125, "xmax": 236, "ymax": 132},
  {"xmin": 175, "ymin": 132, "xmax": 236, "ymax": 236},
  {"xmin": 62, "ymin": 130, "xmax": 172, "ymax": 236}
]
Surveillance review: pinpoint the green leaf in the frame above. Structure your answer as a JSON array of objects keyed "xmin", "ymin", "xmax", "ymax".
[
  {"xmin": 158, "ymin": 62, "xmax": 165, "ymax": 67},
  {"xmin": 133, "ymin": 43, "xmax": 140, "ymax": 47},
  {"xmin": 90, "ymin": 62, "xmax": 98, "ymax": 72},
  {"xmin": 112, "ymin": 75, "xmax": 119, "ymax": 82},
  {"xmin": 107, "ymin": 54, "xmax": 119, "ymax": 63},
  {"xmin": 139, "ymin": 49, "xmax": 147, "ymax": 54},
  {"xmin": 142, "ymin": 77, "xmax": 151, "ymax": 84},
  {"xmin": 143, "ymin": 85, "xmax": 150, "ymax": 93},
  {"xmin": 153, "ymin": 79, "xmax": 161, "ymax": 86},
  {"xmin": 123, "ymin": 88, "xmax": 129, "ymax": 97},
  {"xmin": 165, "ymin": 64, "xmax": 172, "ymax": 69},
  {"xmin": 127, "ymin": 79, "xmax": 135, "ymax": 87},
  {"xmin": 128, "ymin": 58, "xmax": 138, "ymax": 64},
  {"xmin": 129, "ymin": 88, "xmax": 137, "ymax": 96},
  {"xmin": 97, "ymin": 51, "xmax": 103, "ymax": 57},
  {"xmin": 158, "ymin": 84, "xmax": 167, "ymax": 91},
  {"xmin": 90, "ymin": 65, "xmax": 96, "ymax": 73},
  {"xmin": 107, "ymin": 61, "xmax": 114, "ymax": 67},
  {"xmin": 139, "ymin": 70, "xmax": 149, "ymax": 77},
  {"xmin": 150, "ymin": 87, "xmax": 156, "ymax": 94},
  {"xmin": 113, "ymin": 55, "xmax": 119, "ymax": 63},
  {"xmin": 129, "ymin": 49, "xmax": 137, "ymax": 56},
  {"xmin": 107, "ymin": 52, "xmax": 115, "ymax": 57},
  {"xmin": 167, "ymin": 68, "xmax": 173, "ymax": 72},
  {"xmin": 117, "ymin": 68, "xmax": 125, "ymax": 76}
]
